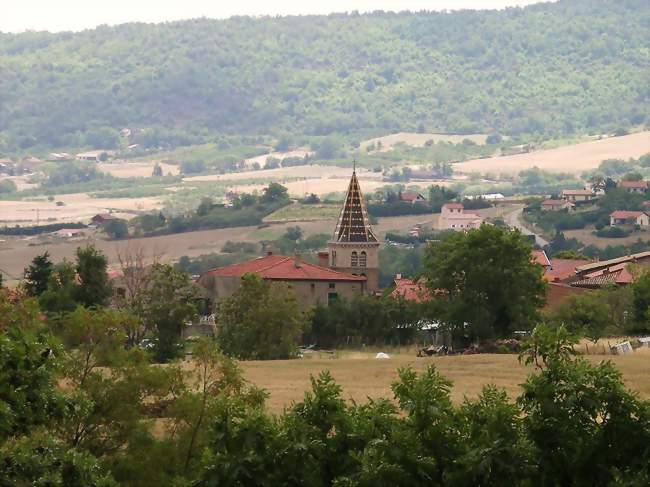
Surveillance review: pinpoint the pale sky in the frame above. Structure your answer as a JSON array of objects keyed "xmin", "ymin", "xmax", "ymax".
[{"xmin": 1, "ymin": 0, "xmax": 548, "ymax": 33}]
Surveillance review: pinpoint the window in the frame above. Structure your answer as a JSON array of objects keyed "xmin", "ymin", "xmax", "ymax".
[
  {"xmin": 328, "ymin": 292, "xmax": 338, "ymax": 305},
  {"xmin": 359, "ymin": 251, "xmax": 367, "ymax": 267},
  {"xmin": 331, "ymin": 250, "xmax": 337, "ymax": 266},
  {"xmin": 351, "ymin": 251, "xmax": 358, "ymax": 267},
  {"xmin": 329, "ymin": 282, "xmax": 336, "ymax": 289},
  {"xmin": 310, "ymin": 283, "xmax": 315, "ymax": 293}
]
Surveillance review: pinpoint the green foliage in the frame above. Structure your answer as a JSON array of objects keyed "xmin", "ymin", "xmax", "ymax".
[
  {"xmin": 143, "ymin": 264, "xmax": 202, "ymax": 362},
  {"xmin": 0, "ymin": 179, "xmax": 17, "ymax": 193},
  {"xmin": 217, "ymin": 274, "xmax": 305, "ymax": 359},
  {"xmin": 103, "ymin": 218, "xmax": 129, "ymax": 239},
  {"xmin": 596, "ymin": 226, "xmax": 629, "ymax": 238},
  {"xmin": 283, "ymin": 225, "xmax": 303, "ymax": 241},
  {"xmin": 42, "ymin": 162, "xmax": 107, "ymax": 188},
  {"xmin": 38, "ymin": 261, "xmax": 78, "ymax": 315},
  {"xmin": 74, "ymin": 245, "xmax": 112, "ymax": 308},
  {"xmin": 549, "ymin": 292, "xmax": 612, "ymax": 342},
  {"xmin": 23, "ymin": 252, "xmax": 53, "ymax": 297},
  {"xmin": 424, "ymin": 226, "xmax": 547, "ymax": 341},
  {"xmin": 2, "ymin": 2, "xmax": 649, "ymax": 152}
]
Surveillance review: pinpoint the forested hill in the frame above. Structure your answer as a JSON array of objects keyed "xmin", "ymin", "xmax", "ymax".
[{"xmin": 1, "ymin": 0, "xmax": 648, "ymax": 153}]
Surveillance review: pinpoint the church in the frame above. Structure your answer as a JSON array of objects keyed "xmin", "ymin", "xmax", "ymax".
[{"xmin": 197, "ymin": 169, "xmax": 380, "ymax": 310}]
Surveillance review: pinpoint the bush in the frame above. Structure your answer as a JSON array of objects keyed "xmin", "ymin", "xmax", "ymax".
[{"xmin": 596, "ymin": 226, "xmax": 629, "ymax": 238}]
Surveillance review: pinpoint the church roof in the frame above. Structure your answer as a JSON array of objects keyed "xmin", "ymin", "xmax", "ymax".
[{"xmin": 333, "ymin": 169, "xmax": 378, "ymax": 243}]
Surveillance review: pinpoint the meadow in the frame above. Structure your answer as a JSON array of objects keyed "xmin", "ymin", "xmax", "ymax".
[{"xmin": 233, "ymin": 347, "xmax": 650, "ymax": 413}]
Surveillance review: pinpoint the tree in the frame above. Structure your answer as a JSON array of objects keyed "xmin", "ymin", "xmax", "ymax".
[
  {"xmin": 284, "ymin": 225, "xmax": 303, "ymax": 241},
  {"xmin": 217, "ymin": 274, "xmax": 305, "ymax": 359},
  {"xmin": 261, "ymin": 182, "xmax": 289, "ymax": 203},
  {"xmin": 39, "ymin": 261, "xmax": 78, "ymax": 314},
  {"xmin": 152, "ymin": 163, "xmax": 163, "ymax": 177},
  {"xmin": 631, "ymin": 271, "xmax": 650, "ymax": 333},
  {"xmin": 104, "ymin": 219, "xmax": 129, "ymax": 239},
  {"xmin": 75, "ymin": 245, "xmax": 111, "ymax": 308},
  {"xmin": 23, "ymin": 252, "xmax": 54, "ymax": 297},
  {"xmin": 143, "ymin": 264, "xmax": 202, "ymax": 362},
  {"xmin": 549, "ymin": 291, "xmax": 611, "ymax": 342},
  {"xmin": 423, "ymin": 226, "xmax": 546, "ymax": 342}
]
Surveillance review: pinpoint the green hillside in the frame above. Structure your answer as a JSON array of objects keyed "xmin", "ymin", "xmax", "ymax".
[{"xmin": 0, "ymin": 0, "xmax": 648, "ymax": 153}]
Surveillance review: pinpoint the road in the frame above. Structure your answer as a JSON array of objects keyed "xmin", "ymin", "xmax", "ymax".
[{"xmin": 505, "ymin": 207, "xmax": 550, "ymax": 247}]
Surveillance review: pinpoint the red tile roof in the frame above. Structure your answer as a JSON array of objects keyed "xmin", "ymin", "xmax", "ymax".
[
  {"xmin": 390, "ymin": 278, "xmax": 431, "ymax": 303},
  {"xmin": 542, "ymin": 199, "xmax": 570, "ymax": 206},
  {"xmin": 201, "ymin": 254, "xmax": 366, "ymax": 282},
  {"xmin": 442, "ymin": 203, "xmax": 464, "ymax": 209},
  {"xmin": 545, "ymin": 258, "xmax": 590, "ymax": 282},
  {"xmin": 610, "ymin": 210, "xmax": 646, "ymax": 219},
  {"xmin": 532, "ymin": 250, "xmax": 551, "ymax": 267},
  {"xmin": 399, "ymin": 191, "xmax": 425, "ymax": 202},
  {"xmin": 619, "ymin": 180, "xmax": 648, "ymax": 189},
  {"xmin": 562, "ymin": 189, "xmax": 594, "ymax": 196}
]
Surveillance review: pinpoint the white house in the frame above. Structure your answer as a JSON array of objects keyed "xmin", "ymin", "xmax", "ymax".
[
  {"xmin": 610, "ymin": 211, "xmax": 650, "ymax": 228},
  {"xmin": 439, "ymin": 203, "xmax": 483, "ymax": 230}
]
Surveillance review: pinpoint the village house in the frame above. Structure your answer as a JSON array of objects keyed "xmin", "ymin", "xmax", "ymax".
[
  {"xmin": 541, "ymin": 199, "xmax": 574, "ymax": 211},
  {"xmin": 609, "ymin": 210, "xmax": 650, "ymax": 228},
  {"xmin": 438, "ymin": 203, "xmax": 484, "ymax": 230},
  {"xmin": 90, "ymin": 213, "xmax": 118, "ymax": 227},
  {"xmin": 398, "ymin": 191, "xmax": 427, "ymax": 204},
  {"xmin": 618, "ymin": 180, "xmax": 648, "ymax": 194},
  {"xmin": 569, "ymin": 251, "xmax": 650, "ymax": 288},
  {"xmin": 561, "ymin": 189, "xmax": 595, "ymax": 202},
  {"xmin": 198, "ymin": 168, "xmax": 381, "ymax": 310},
  {"xmin": 76, "ymin": 150, "xmax": 114, "ymax": 162}
]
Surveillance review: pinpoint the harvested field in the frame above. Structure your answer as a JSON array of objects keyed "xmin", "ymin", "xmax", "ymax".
[
  {"xmin": 360, "ymin": 132, "xmax": 488, "ymax": 151},
  {"xmin": 229, "ymin": 178, "xmax": 393, "ymax": 198},
  {"xmin": 183, "ymin": 164, "xmax": 372, "ymax": 183},
  {"xmin": 264, "ymin": 203, "xmax": 341, "ymax": 222},
  {"xmin": 0, "ymin": 192, "xmax": 164, "ymax": 225},
  {"xmin": 234, "ymin": 351, "xmax": 650, "ymax": 413},
  {"xmin": 454, "ymin": 131, "xmax": 650, "ymax": 175},
  {"xmin": 98, "ymin": 160, "xmax": 180, "ymax": 178},
  {"xmin": 244, "ymin": 149, "xmax": 313, "ymax": 168}
]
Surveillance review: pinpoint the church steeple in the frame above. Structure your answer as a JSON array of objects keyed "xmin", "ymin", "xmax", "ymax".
[
  {"xmin": 333, "ymin": 168, "xmax": 377, "ymax": 243},
  {"xmin": 328, "ymin": 166, "xmax": 381, "ymax": 292}
]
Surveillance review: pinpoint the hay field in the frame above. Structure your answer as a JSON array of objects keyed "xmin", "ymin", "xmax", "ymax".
[
  {"xmin": 235, "ymin": 351, "xmax": 650, "ymax": 413},
  {"xmin": 229, "ymin": 178, "xmax": 393, "ymax": 198},
  {"xmin": 244, "ymin": 149, "xmax": 313, "ymax": 168},
  {"xmin": 183, "ymin": 164, "xmax": 370, "ymax": 183},
  {"xmin": 563, "ymin": 227, "xmax": 650, "ymax": 248},
  {"xmin": 98, "ymin": 161, "xmax": 180, "ymax": 178},
  {"xmin": 454, "ymin": 131, "xmax": 650, "ymax": 175},
  {"xmin": 360, "ymin": 132, "xmax": 488, "ymax": 151},
  {"xmin": 0, "ymin": 192, "xmax": 164, "ymax": 225}
]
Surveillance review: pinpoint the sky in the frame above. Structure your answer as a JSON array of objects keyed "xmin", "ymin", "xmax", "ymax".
[{"xmin": 1, "ymin": 0, "xmax": 548, "ymax": 33}]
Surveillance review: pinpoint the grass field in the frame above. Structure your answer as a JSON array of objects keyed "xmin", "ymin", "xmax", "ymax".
[
  {"xmin": 563, "ymin": 226, "xmax": 650, "ymax": 248},
  {"xmin": 454, "ymin": 131, "xmax": 650, "ymax": 175},
  {"xmin": 233, "ymin": 349, "xmax": 650, "ymax": 413},
  {"xmin": 264, "ymin": 203, "xmax": 342, "ymax": 222}
]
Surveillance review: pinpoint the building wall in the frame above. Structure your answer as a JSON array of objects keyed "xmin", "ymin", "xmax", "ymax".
[
  {"xmin": 198, "ymin": 273, "xmax": 365, "ymax": 311},
  {"xmin": 327, "ymin": 241, "xmax": 380, "ymax": 292}
]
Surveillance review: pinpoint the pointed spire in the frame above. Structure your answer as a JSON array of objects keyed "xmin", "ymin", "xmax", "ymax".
[{"xmin": 333, "ymin": 168, "xmax": 378, "ymax": 243}]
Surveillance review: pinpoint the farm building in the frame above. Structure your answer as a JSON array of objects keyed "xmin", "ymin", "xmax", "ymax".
[
  {"xmin": 618, "ymin": 180, "xmax": 648, "ymax": 193},
  {"xmin": 609, "ymin": 210, "xmax": 650, "ymax": 228},
  {"xmin": 561, "ymin": 189, "xmax": 595, "ymax": 202},
  {"xmin": 90, "ymin": 213, "xmax": 118, "ymax": 226},
  {"xmin": 398, "ymin": 191, "xmax": 427, "ymax": 204},
  {"xmin": 541, "ymin": 199, "xmax": 574, "ymax": 211},
  {"xmin": 438, "ymin": 203, "xmax": 483, "ymax": 230}
]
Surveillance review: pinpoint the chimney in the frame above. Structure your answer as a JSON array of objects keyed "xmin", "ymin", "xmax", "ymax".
[
  {"xmin": 317, "ymin": 251, "xmax": 329, "ymax": 267},
  {"xmin": 294, "ymin": 251, "xmax": 301, "ymax": 268},
  {"xmin": 266, "ymin": 249, "xmax": 273, "ymax": 256},
  {"xmin": 396, "ymin": 273, "xmax": 402, "ymax": 280}
]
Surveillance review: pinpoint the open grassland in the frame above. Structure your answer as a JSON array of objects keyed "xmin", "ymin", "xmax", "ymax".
[
  {"xmin": 98, "ymin": 161, "xmax": 180, "ymax": 178},
  {"xmin": 233, "ymin": 350, "xmax": 650, "ymax": 413},
  {"xmin": 264, "ymin": 203, "xmax": 342, "ymax": 222},
  {"xmin": 360, "ymin": 132, "xmax": 489, "ymax": 151},
  {"xmin": 454, "ymin": 131, "xmax": 650, "ymax": 175},
  {"xmin": 563, "ymin": 227, "xmax": 650, "ymax": 248}
]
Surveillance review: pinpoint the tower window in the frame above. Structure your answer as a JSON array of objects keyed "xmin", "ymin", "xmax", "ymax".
[
  {"xmin": 359, "ymin": 251, "xmax": 367, "ymax": 267},
  {"xmin": 351, "ymin": 251, "xmax": 358, "ymax": 267}
]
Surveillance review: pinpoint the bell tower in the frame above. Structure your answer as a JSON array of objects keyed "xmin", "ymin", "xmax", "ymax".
[{"xmin": 328, "ymin": 167, "xmax": 380, "ymax": 292}]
